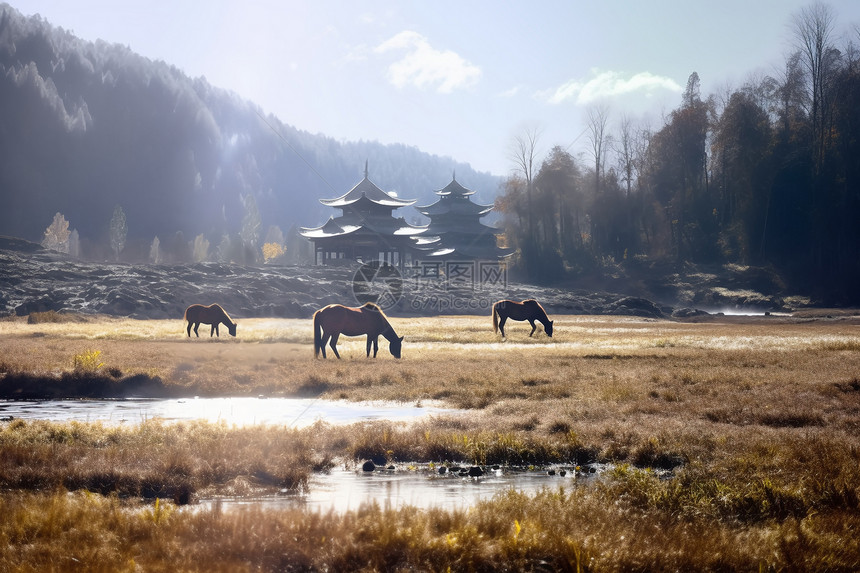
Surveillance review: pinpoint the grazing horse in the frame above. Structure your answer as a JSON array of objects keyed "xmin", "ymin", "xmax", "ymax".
[
  {"xmin": 492, "ymin": 299, "xmax": 554, "ymax": 338},
  {"xmin": 184, "ymin": 303, "xmax": 237, "ymax": 337},
  {"xmin": 313, "ymin": 302, "xmax": 403, "ymax": 359}
]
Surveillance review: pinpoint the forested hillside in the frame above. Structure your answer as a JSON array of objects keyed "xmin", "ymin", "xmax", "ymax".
[
  {"xmin": 496, "ymin": 4, "xmax": 860, "ymax": 304},
  {"xmin": 0, "ymin": 4, "xmax": 501, "ymax": 262}
]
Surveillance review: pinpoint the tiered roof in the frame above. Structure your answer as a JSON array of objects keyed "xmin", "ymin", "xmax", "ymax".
[
  {"xmin": 300, "ymin": 163, "xmax": 426, "ymax": 241},
  {"xmin": 415, "ymin": 174, "xmax": 507, "ymax": 259},
  {"xmin": 300, "ymin": 164, "xmax": 427, "ymax": 267}
]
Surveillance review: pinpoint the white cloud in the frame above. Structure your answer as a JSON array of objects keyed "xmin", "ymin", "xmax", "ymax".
[
  {"xmin": 498, "ymin": 85, "xmax": 524, "ymax": 98},
  {"xmin": 544, "ymin": 69, "xmax": 683, "ymax": 105},
  {"xmin": 374, "ymin": 31, "xmax": 481, "ymax": 93}
]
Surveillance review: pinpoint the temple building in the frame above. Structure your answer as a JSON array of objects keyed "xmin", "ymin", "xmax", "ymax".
[
  {"xmin": 300, "ymin": 164, "xmax": 426, "ymax": 267},
  {"xmin": 415, "ymin": 174, "xmax": 509, "ymax": 260}
]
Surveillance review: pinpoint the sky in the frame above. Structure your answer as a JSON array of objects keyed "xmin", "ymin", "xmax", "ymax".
[{"xmin": 9, "ymin": 1, "xmax": 860, "ymax": 176}]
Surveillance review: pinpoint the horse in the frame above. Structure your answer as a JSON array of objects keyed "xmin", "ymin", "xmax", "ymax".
[
  {"xmin": 313, "ymin": 302, "xmax": 403, "ymax": 359},
  {"xmin": 492, "ymin": 299, "xmax": 554, "ymax": 338},
  {"xmin": 184, "ymin": 303, "xmax": 237, "ymax": 338}
]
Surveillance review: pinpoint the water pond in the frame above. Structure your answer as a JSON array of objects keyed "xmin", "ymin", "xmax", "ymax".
[
  {"xmin": 0, "ymin": 396, "xmax": 451, "ymax": 427},
  {"xmin": 201, "ymin": 464, "xmax": 606, "ymax": 514},
  {"xmin": 0, "ymin": 397, "xmax": 606, "ymax": 512}
]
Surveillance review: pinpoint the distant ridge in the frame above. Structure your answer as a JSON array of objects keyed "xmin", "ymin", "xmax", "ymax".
[{"xmin": 0, "ymin": 4, "xmax": 502, "ymax": 261}]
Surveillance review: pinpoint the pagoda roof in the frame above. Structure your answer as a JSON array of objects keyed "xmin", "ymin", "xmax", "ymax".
[
  {"xmin": 393, "ymin": 219, "xmax": 429, "ymax": 236},
  {"xmin": 414, "ymin": 235, "xmax": 441, "ymax": 246},
  {"xmin": 423, "ymin": 221, "xmax": 499, "ymax": 235},
  {"xmin": 320, "ymin": 175, "xmax": 415, "ymax": 208},
  {"xmin": 300, "ymin": 216, "xmax": 427, "ymax": 240},
  {"xmin": 421, "ymin": 245, "xmax": 515, "ymax": 259},
  {"xmin": 434, "ymin": 175, "xmax": 476, "ymax": 197},
  {"xmin": 299, "ymin": 217, "xmax": 362, "ymax": 239},
  {"xmin": 417, "ymin": 199, "xmax": 493, "ymax": 217}
]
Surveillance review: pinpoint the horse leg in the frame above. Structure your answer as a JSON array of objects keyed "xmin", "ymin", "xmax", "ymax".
[
  {"xmin": 372, "ymin": 336, "xmax": 379, "ymax": 358},
  {"xmin": 193, "ymin": 323, "xmax": 200, "ymax": 337},
  {"xmin": 498, "ymin": 316, "xmax": 507, "ymax": 338},
  {"xmin": 186, "ymin": 322, "xmax": 192, "ymax": 337},
  {"xmin": 210, "ymin": 324, "xmax": 218, "ymax": 337},
  {"xmin": 366, "ymin": 336, "xmax": 372, "ymax": 357},
  {"xmin": 319, "ymin": 332, "xmax": 329, "ymax": 358},
  {"xmin": 329, "ymin": 333, "xmax": 342, "ymax": 359},
  {"xmin": 528, "ymin": 319, "xmax": 537, "ymax": 336}
]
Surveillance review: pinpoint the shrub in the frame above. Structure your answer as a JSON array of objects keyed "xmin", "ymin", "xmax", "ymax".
[{"xmin": 73, "ymin": 350, "xmax": 104, "ymax": 372}]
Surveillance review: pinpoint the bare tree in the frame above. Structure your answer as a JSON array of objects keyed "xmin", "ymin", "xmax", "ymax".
[
  {"xmin": 585, "ymin": 104, "xmax": 611, "ymax": 194},
  {"xmin": 508, "ymin": 124, "xmax": 542, "ymax": 240},
  {"xmin": 240, "ymin": 194, "xmax": 262, "ymax": 263},
  {"xmin": 149, "ymin": 236, "xmax": 161, "ymax": 264},
  {"xmin": 615, "ymin": 114, "xmax": 636, "ymax": 197},
  {"xmin": 792, "ymin": 1, "xmax": 837, "ymax": 172},
  {"xmin": 109, "ymin": 205, "xmax": 127, "ymax": 261},
  {"xmin": 68, "ymin": 229, "xmax": 80, "ymax": 258}
]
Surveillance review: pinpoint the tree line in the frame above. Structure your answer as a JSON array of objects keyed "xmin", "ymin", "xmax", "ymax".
[{"xmin": 496, "ymin": 3, "xmax": 860, "ymax": 303}]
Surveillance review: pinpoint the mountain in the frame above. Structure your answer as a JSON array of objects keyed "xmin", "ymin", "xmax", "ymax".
[{"xmin": 0, "ymin": 4, "xmax": 502, "ymax": 261}]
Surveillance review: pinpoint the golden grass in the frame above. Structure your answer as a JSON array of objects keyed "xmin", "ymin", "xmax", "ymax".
[{"xmin": 0, "ymin": 313, "xmax": 859, "ymax": 570}]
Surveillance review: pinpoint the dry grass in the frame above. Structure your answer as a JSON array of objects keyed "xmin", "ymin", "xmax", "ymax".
[{"xmin": 1, "ymin": 313, "xmax": 859, "ymax": 570}]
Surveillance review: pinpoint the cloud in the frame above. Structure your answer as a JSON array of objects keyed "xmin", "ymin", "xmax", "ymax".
[
  {"xmin": 544, "ymin": 69, "xmax": 683, "ymax": 105},
  {"xmin": 498, "ymin": 85, "xmax": 524, "ymax": 98},
  {"xmin": 374, "ymin": 31, "xmax": 481, "ymax": 93}
]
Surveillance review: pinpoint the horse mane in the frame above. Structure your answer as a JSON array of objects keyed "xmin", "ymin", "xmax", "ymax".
[
  {"xmin": 360, "ymin": 302, "xmax": 397, "ymax": 335},
  {"xmin": 524, "ymin": 299, "xmax": 548, "ymax": 316},
  {"xmin": 217, "ymin": 304, "xmax": 236, "ymax": 325}
]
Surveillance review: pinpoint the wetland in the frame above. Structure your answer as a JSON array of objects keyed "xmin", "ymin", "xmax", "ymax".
[{"xmin": 1, "ymin": 312, "xmax": 859, "ymax": 571}]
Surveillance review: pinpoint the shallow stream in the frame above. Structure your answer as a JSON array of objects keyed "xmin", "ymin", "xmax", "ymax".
[
  {"xmin": 201, "ymin": 464, "xmax": 601, "ymax": 513},
  {"xmin": 0, "ymin": 396, "xmax": 449, "ymax": 427},
  {"xmin": 0, "ymin": 397, "xmax": 598, "ymax": 511}
]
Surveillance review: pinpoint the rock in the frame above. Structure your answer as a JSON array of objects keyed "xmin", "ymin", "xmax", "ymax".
[
  {"xmin": 361, "ymin": 460, "xmax": 375, "ymax": 472},
  {"xmin": 467, "ymin": 466, "xmax": 484, "ymax": 477},
  {"xmin": 672, "ymin": 308, "xmax": 709, "ymax": 318},
  {"xmin": 0, "ymin": 240, "xmax": 813, "ymax": 320}
]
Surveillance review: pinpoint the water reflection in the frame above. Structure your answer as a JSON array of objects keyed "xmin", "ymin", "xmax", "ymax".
[
  {"xmin": 201, "ymin": 465, "xmax": 602, "ymax": 513},
  {"xmin": 0, "ymin": 397, "xmax": 454, "ymax": 428},
  {"xmin": 0, "ymin": 398, "xmax": 603, "ymax": 512}
]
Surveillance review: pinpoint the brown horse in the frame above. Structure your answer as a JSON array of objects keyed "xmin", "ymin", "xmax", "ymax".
[
  {"xmin": 492, "ymin": 299, "xmax": 554, "ymax": 338},
  {"xmin": 313, "ymin": 302, "xmax": 403, "ymax": 359},
  {"xmin": 184, "ymin": 304, "xmax": 237, "ymax": 337}
]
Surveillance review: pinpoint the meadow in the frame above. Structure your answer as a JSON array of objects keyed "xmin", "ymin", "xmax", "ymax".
[{"xmin": 0, "ymin": 311, "xmax": 859, "ymax": 571}]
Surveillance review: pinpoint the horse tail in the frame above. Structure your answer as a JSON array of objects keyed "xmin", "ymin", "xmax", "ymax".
[
  {"xmin": 313, "ymin": 310, "xmax": 323, "ymax": 358},
  {"xmin": 492, "ymin": 302, "xmax": 499, "ymax": 334}
]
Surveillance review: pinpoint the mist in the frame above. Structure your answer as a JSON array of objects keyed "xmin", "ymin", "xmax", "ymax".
[{"xmin": 0, "ymin": 4, "xmax": 500, "ymax": 261}]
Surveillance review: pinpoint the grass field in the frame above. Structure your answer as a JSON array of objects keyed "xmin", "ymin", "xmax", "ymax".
[{"xmin": 1, "ymin": 312, "xmax": 859, "ymax": 571}]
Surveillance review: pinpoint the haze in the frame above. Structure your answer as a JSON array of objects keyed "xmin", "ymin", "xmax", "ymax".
[{"xmin": 12, "ymin": 0, "xmax": 860, "ymax": 175}]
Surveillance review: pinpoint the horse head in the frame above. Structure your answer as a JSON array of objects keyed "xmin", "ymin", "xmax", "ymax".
[
  {"xmin": 389, "ymin": 335, "xmax": 404, "ymax": 359},
  {"xmin": 545, "ymin": 320, "xmax": 554, "ymax": 337},
  {"xmin": 228, "ymin": 323, "xmax": 237, "ymax": 337}
]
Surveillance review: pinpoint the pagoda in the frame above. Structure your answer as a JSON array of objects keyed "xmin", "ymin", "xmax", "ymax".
[
  {"xmin": 415, "ymin": 174, "xmax": 508, "ymax": 260},
  {"xmin": 300, "ymin": 163, "xmax": 426, "ymax": 267}
]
